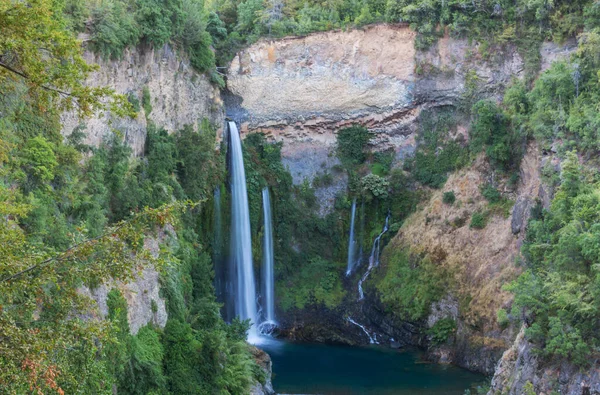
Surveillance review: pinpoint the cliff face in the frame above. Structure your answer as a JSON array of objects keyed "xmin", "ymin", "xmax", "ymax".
[
  {"xmin": 381, "ymin": 145, "xmax": 542, "ymax": 374},
  {"xmin": 226, "ymin": 23, "xmax": 582, "ymax": 382},
  {"xmin": 490, "ymin": 326, "xmax": 600, "ymax": 395},
  {"xmin": 68, "ymin": 46, "xmax": 224, "ymax": 333},
  {"xmin": 61, "ymin": 44, "xmax": 224, "ymax": 156},
  {"xmin": 228, "ymin": 24, "xmax": 522, "ymax": 141},
  {"xmin": 227, "ymin": 23, "xmax": 523, "ymax": 214}
]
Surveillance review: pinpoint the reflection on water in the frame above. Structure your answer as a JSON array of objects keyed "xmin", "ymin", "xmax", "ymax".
[{"xmin": 258, "ymin": 338, "xmax": 486, "ymax": 395}]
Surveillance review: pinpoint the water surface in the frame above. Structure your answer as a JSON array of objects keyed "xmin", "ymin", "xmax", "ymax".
[{"xmin": 259, "ymin": 339, "xmax": 485, "ymax": 395}]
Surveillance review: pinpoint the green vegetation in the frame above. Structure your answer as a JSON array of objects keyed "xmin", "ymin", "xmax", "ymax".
[
  {"xmin": 469, "ymin": 211, "xmax": 488, "ymax": 229},
  {"xmin": 428, "ymin": 318, "xmax": 457, "ymax": 345},
  {"xmin": 278, "ymin": 258, "xmax": 346, "ymax": 311},
  {"xmin": 470, "ymin": 100, "xmax": 525, "ymax": 172},
  {"xmin": 404, "ymin": 108, "xmax": 469, "ymax": 188},
  {"xmin": 142, "ymin": 85, "xmax": 152, "ymax": 115},
  {"xmin": 336, "ymin": 125, "xmax": 373, "ymax": 167},
  {"xmin": 443, "ymin": 191, "xmax": 456, "ymax": 205},
  {"xmin": 0, "ymin": 50, "xmax": 256, "ymax": 390},
  {"xmin": 376, "ymin": 248, "xmax": 449, "ymax": 321},
  {"xmin": 506, "ymin": 152, "xmax": 600, "ymax": 367}
]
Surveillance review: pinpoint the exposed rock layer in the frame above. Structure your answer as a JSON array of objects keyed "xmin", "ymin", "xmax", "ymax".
[
  {"xmin": 62, "ymin": 44, "xmax": 224, "ymax": 155},
  {"xmin": 227, "ymin": 24, "xmax": 523, "ymax": 147}
]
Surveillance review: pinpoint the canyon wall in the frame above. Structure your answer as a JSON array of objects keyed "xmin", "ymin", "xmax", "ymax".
[
  {"xmin": 227, "ymin": 23, "xmax": 523, "ymax": 214},
  {"xmin": 68, "ymin": 45, "xmax": 224, "ymax": 333},
  {"xmin": 61, "ymin": 44, "xmax": 224, "ymax": 156},
  {"xmin": 227, "ymin": 23, "xmax": 583, "ymax": 384}
]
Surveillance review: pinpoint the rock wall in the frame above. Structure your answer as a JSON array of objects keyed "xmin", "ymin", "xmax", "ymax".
[
  {"xmin": 80, "ymin": 226, "xmax": 174, "ymax": 334},
  {"xmin": 62, "ymin": 44, "xmax": 224, "ymax": 156},
  {"xmin": 489, "ymin": 326, "xmax": 600, "ymax": 395},
  {"xmin": 68, "ymin": 45, "xmax": 224, "ymax": 332},
  {"xmin": 226, "ymin": 23, "xmax": 523, "ymax": 214},
  {"xmin": 249, "ymin": 346, "xmax": 275, "ymax": 395}
]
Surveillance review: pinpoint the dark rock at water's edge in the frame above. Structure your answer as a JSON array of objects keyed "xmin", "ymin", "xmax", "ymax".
[{"xmin": 250, "ymin": 346, "xmax": 275, "ymax": 395}]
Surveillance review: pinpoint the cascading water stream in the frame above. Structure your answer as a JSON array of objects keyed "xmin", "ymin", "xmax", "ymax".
[
  {"xmin": 347, "ymin": 317, "xmax": 377, "ymax": 344},
  {"xmin": 358, "ymin": 213, "xmax": 390, "ymax": 300},
  {"xmin": 228, "ymin": 121, "xmax": 259, "ymax": 343},
  {"xmin": 259, "ymin": 187, "xmax": 277, "ymax": 333},
  {"xmin": 346, "ymin": 198, "xmax": 358, "ymax": 276}
]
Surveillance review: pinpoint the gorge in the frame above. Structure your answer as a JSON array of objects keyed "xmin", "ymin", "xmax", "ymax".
[{"xmin": 4, "ymin": 1, "xmax": 600, "ymax": 394}]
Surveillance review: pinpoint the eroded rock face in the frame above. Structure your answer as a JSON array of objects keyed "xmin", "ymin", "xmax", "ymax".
[
  {"xmin": 61, "ymin": 44, "xmax": 224, "ymax": 156},
  {"xmin": 249, "ymin": 346, "xmax": 275, "ymax": 395},
  {"xmin": 227, "ymin": 24, "xmax": 524, "ymax": 216},
  {"xmin": 489, "ymin": 326, "xmax": 600, "ymax": 395},
  {"xmin": 79, "ymin": 226, "xmax": 173, "ymax": 334},
  {"xmin": 227, "ymin": 24, "xmax": 523, "ymax": 145}
]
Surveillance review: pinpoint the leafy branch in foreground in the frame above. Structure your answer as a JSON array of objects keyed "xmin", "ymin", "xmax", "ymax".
[
  {"xmin": 0, "ymin": 0, "xmax": 133, "ymax": 118},
  {"xmin": 0, "ymin": 197, "xmax": 194, "ymax": 393}
]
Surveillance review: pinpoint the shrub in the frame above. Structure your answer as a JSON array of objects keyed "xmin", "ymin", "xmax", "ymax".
[
  {"xmin": 377, "ymin": 249, "xmax": 447, "ymax": 321},
  {"xmin": 497, "ymin": 308, "xmax": 509, "ymax": 329},
  {"xmin": 470, "ymin": 100, "xmax": 524, "ymax": 171},
  {"xmin": 21, "ymin": 136, "xmax": 58, "ymax": 188},
  {"xmin": 480, "ymin": 183, "xmax": 501, "ymax": 203},
  {"xmin": 88, "ymin": 1, "xmax": 139, "ymax": 59},
  {"xmin": 135, "ymin": 0, "xmax": 173, "ymax": 47},
  {"xmin": 336, "ymin": 125, "xmax": 372, "ymax": 167},
  {"xmin": 470, "ymin": 211, "xmax": 488, "ymax": 229},
  {"xmin": 361, "ymin": 173, "xmax": 390, "ymax": 199},
  {"xmin": 142, "ymin": 86, "xmax": 152, "ymax": 115},
  {"xmin": 127, "ymin": 92, "xmax": 141, "ymax": 113},
  {"xmin": 428, "ymin": 318, "xmax": 457, "ymax": 345},
  {"xmin": 443, "ymin": 191, "xmax": 456, "ymax": 204}
]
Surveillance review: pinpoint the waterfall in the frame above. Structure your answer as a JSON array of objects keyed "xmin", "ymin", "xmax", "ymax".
[
  {"xmin": 260, "ymin": 187, "xmax": 277, "ymax": 332},
  {"xmin": 346, "ymin": 198, "xmax": 358, "ymax": 276},
  {"xmin": 358, "ymin": 212, "xmax": 390, "ymax": 301},
  {"xmin": 228, "ymin": 121, "xmax": 259, "ymax": 342},
  {"xmin": 347, "ymin": 317, "xmax": 377, "ymax": 344}
]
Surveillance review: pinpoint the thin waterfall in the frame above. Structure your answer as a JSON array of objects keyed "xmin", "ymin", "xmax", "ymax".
[
  {"xmin": 358, "ymin": 212, "xmax": 390, "ymax": 300},
  {"xmin": 228, "ymin": 121, "xmax": 259, "ymax": 342},
  {"xmin": 346, "ymin": 198, "xmax": 358, "ymax": 276},
  {"xmin": 260, "ymin": 187, "xmax": 277, "ymax": 331},
  {"xmin": 347, "ymin": 317, "xmax": 377, "ymax": 344}
]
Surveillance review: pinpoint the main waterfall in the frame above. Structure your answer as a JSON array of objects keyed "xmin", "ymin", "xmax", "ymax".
[
  {"xmin": 228, "ymin": 121, "xmax": 259, "ymax": 342},
  {"xmin": 260, "ymin": 188, "xmax": 277, "ymax": 332}
]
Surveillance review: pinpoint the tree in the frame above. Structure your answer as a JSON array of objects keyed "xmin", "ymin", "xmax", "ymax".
[
  {"xmin": 0, "ymin": 0, "xmax": 130, "ymax": 117},
  {"xmin": 336, "ymin": 125, "xmax": 372, "ymax": 167},
  {"xmin": 0, "ymin": 145, "xmax": 187, "ymax": 394}
]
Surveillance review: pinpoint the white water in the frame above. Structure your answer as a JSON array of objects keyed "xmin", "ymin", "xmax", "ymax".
[
  {"xmin": 228, "ymin": 121, "xmax": 259, "ymax": 343},
  {"xmin": 358, "ymin": 213, "xmax": 390, "ymax": 300},
  {"xmin": 346, "ymin": 198, "xmax": 358, "ymax": 276},
  {"xmin": 347, "ymin": 317, "xmax": 377, "ymax": 344},
  {"xmin": 260, "ymin": 187, "xmax": 277, "ymax": 331}
]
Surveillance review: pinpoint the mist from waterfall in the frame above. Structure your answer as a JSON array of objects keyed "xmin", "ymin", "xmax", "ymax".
[
  {"xmin": 228, "ymin": 121, "xmax": 259, "ymax": 342},
  {"xmin": 261, "ymin": 187, "xmax": 276, "ymax": 330},
  {"xmin": 358, "ymin": 213, "xmax": 390, "ymax": 300},
  {"xmin": 346, "ymin": 198, "xmax": 358, "ymax": 276}
]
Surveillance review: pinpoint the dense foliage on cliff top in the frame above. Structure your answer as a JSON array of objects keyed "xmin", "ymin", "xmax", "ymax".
[{"xmin": 47, "ymin": 0, "xmax": 600, "ymax": 79}]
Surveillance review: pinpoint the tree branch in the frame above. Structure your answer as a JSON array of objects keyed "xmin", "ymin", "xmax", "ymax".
[
  {"xmin": 0, "ymin": 60, "xmax": 75, "ymax": 98},
  {"xmin": 0, "ymin": 222, "xmax": 130, "ymax": 284}
]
